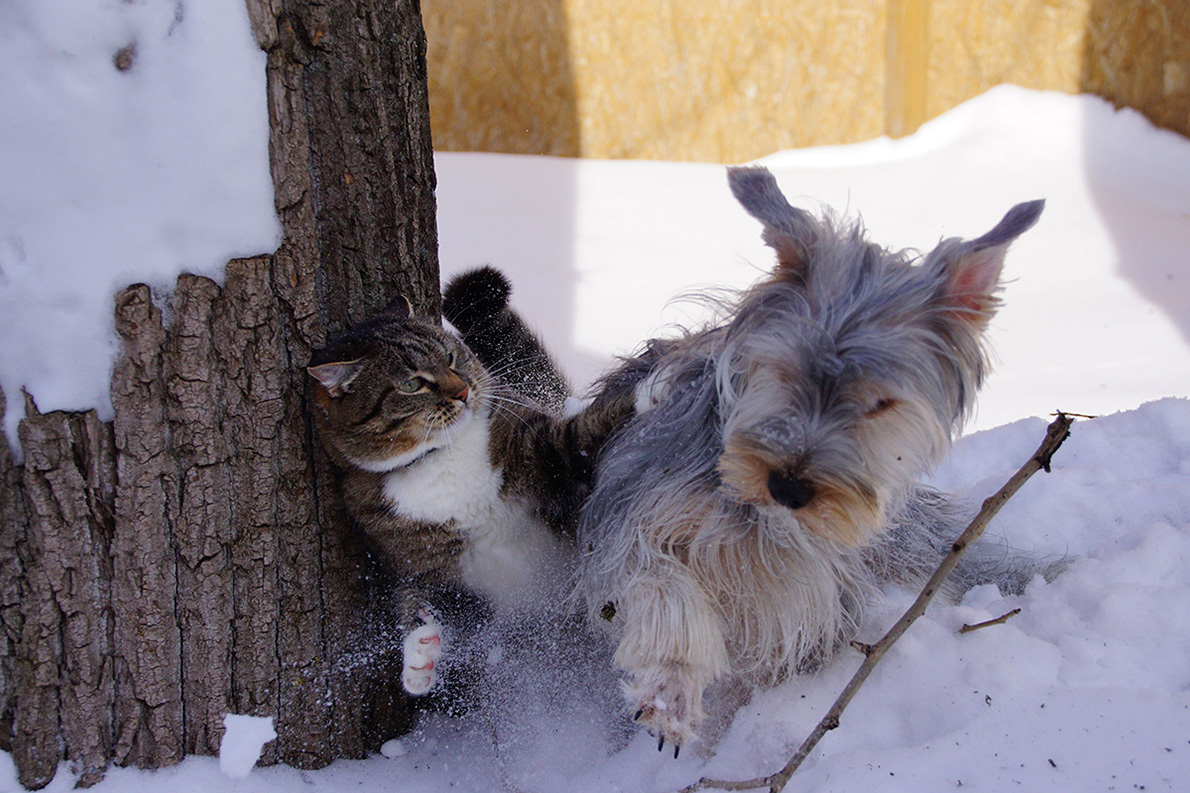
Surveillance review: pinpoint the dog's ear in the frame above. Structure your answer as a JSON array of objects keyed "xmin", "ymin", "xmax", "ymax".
[
  {"xmin": 728, "ymin": 166, "xmax": 818, "ymax": 285},
  {"xmin": 931, "ymin": 199, "xmax": 1044, "ymax": 326}
]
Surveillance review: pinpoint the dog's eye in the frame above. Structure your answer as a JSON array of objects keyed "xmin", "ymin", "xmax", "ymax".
[
  {"xmin": 865, "ymin": 397, "xmax": 899, "ymax": 417},
  {"xmin": 398, "ymin": 376, "xmax": 427, "ymax": 394}
]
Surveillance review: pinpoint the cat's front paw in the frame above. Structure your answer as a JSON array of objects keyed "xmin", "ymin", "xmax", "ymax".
[
  {"xmin": 402, "ymin": 619, "xmax": 445, "ymax": 696},
  {"xmin": 625, "ymin": 663, "xmax": 705, "ymax": 754}
]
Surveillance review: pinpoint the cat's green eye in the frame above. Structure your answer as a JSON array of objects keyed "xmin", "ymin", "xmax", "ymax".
[{"xmin": 398, "ymin": 376, "xmax": 426, "ymax": 394}]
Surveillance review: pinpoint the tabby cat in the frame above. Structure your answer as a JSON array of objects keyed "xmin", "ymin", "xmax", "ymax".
[{"xmin": 307, "ymin": 267, "xmax": 635, "ymax": 697}]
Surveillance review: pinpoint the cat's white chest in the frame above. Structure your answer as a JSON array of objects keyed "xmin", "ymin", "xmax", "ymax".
[
  {"xmin": 380, "ymin": 412, "xmax": 570, "ymax": 611},
  {"xmin": 382, "ymin": 412, "xmax": 503, "ymax": 526}
]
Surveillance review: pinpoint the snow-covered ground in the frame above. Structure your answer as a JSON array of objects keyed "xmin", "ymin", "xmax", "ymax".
[{"xmin": 3, "ymin": 3, "xmax": 1190, "ymax": 792}]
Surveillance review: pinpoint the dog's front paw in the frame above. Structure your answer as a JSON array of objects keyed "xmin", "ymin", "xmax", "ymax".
[
  {"xmin": 625, "ymin": 663, "xmax": 706, "ymax": 756},
  {"xmin": 402, "ymin": 617, "xmax": 445, "ymax": 696}
]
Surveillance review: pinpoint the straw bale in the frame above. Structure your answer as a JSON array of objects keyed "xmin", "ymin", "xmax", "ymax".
[
  {"xmin": 1083, "ymin": 0, "xmax": 1190, "ymax": 136},
  {"xmin": 886, "ymin": 0, "xmax": 929, "ymax": 137},
  {"xmin": 926, "ymin": 0, "xmax": 1090, "ymax": 120},
  {"xmin": 422, "ymin": 0, "xmax": 580, "ymax": 157},
  {"xmin": 424, "ymin": 0, "xmax": 887, "ymax": 162},
  {"xmin": 422, "ymin": 0, "xmax": 1188, "ymax": 162},
  {"xmin": 563, "ymin": 0, "xmax": 887, "ymax": 161}
]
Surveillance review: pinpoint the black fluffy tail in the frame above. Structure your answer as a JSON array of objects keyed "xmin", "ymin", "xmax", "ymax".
[{"xmin": 442, "ymin": 266, "xmax": 571, "ymax": 414}]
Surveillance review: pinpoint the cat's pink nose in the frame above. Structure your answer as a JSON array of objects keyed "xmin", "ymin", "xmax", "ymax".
[{"xmin": 453, "ymin": 383, "xmax": 469, "ymax": 403}]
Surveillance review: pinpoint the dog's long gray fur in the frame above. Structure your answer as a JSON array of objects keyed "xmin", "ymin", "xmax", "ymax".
[{"xmin": 579, "ymin": 166, "xmax": 1045, "ymax": 748}]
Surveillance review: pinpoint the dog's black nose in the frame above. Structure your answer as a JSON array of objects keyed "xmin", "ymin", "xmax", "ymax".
[{"xmin": 768, "ymin": 472, "xmax": 815, "ymax": 510}]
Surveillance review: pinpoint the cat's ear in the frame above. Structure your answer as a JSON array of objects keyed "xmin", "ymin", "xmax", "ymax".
[
  {"xmin": 380, "ymin": 295, "xmax": 414, "ymax": 319},
  {"xmin": 307, "ymin": 358, "xmax": 365, "ymax": 399}
]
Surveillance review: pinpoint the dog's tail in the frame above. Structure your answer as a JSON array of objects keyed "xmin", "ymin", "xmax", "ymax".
[
  {"xmin": 865, "ymin": 485, "xmax": 1066, "ymax": 599},
  {"xmin": 442, "ymin": 265, "xmax": 572, "ymax": 414}
]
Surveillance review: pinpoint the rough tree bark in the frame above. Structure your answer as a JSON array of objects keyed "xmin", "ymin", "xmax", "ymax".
[{"xmin": 0, "ymin": 0, "xmax": 439, "ymax": 787}]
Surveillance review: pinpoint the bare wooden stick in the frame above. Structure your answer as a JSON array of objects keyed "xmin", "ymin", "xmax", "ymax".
[
  {"xmin": 1053, "ymin": 410, "xmax": 1097, "ymax": 420},
  {"xmin": 960, "ymin": 608, "xmax": 1022, "ymax": 634},
  {"xmin": 680, "ymin": 412, "xmax": 1074, "ymax": 793}
]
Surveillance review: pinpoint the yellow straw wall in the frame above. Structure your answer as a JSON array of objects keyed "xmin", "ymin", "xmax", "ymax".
[{"xmin": 423, "ymin": 0, "xmax": 1189, "ymax": 161}]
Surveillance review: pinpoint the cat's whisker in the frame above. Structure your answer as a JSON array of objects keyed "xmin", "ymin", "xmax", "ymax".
[
  {"xmin": 484, "ymin": 400, "xmax": 537, "ymax": 433},
  {"xmin": 481, "ymin": 381, "xmax": 550, "ymax": 412},
  {"xmin": 481, "ymin": 352, "xmax": 558, "ymax": 381},
  {"xmin": 484, "ymin": 391, "xmax": 539, "ymax": 413},
  {"xmin": 486, "ymin": 392, "xmax": 551, "ymax": 418}
]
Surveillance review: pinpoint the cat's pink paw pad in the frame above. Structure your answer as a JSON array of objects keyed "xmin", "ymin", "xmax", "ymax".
[{"xmin": 402, "ymin": 622, "xmax": 445, "ymax": 696}]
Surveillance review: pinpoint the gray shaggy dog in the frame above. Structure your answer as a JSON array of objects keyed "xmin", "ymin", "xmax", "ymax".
[{"xmin": 578, "ymin": 166, "xmax": 1045, "ymax": 751}]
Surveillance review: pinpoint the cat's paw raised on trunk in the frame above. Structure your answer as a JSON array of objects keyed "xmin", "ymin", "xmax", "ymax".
[{"xmin": 401, "ymin": 618, "xmax": 445, "ymax": 696}]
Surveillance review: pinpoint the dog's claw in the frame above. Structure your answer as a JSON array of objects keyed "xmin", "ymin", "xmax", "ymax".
[
  {"xmin": 674, "ymin": 744, "xmax": 680, "ymax": 760},
  {"xmin": 629, "ymin": 669, "xmax": 700, "ymax": 756}
]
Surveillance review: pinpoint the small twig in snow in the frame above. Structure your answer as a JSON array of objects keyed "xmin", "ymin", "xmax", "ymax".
[{"xmin": 959, "ymin": 608, "xmax": 1022, "ymax": 634}]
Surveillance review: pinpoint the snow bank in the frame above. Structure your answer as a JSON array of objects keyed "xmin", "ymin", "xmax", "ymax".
[
  {"xmin": 0, "ymin": 0, "xmax": 279, "ymax": 443},
  {"xmin": 218, "ymin": 714, "xmax": 276, "ymax": 780}
]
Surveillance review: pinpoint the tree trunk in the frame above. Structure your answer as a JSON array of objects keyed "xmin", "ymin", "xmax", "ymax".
[{"xmin": 0, "ymin": 0, "xmax": 438, "ymax": 787}]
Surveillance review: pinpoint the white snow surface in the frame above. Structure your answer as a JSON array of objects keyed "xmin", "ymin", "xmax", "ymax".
[
  {"xmin": 2, "ymin": 5, "xmax": 1190, "ymax": 790},
  {"xmin": 218, "ymin": 715, "xmax": 277, "ymax": 780},
  {"xmin": 0, "ymin": 0, "xmax": 279, "ymax": 443}
]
